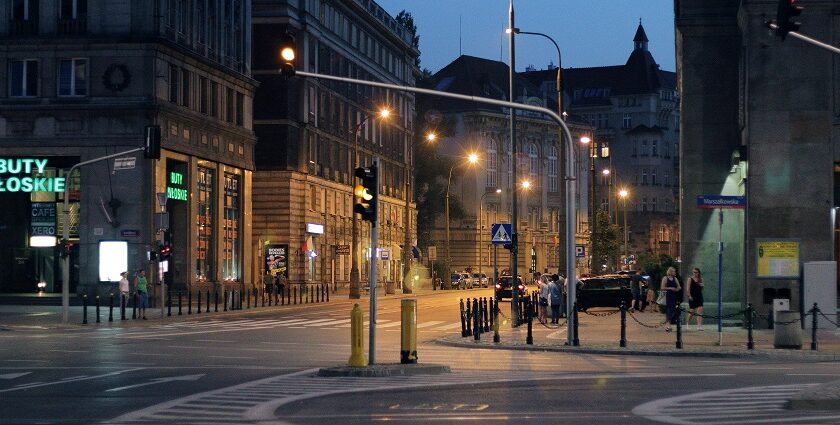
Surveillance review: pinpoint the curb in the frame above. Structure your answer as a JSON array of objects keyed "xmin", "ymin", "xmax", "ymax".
[{"xmin": 317, "ymin": 363, "xmax": 451, "ymax": 377}]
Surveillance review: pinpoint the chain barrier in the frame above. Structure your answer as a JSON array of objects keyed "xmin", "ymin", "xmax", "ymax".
[
  {"xmin": 627, "ymin": 310, "xmax": 668, "ymax": 329},
  {"xmin": 692, "ymin": 309, "xmax": 749, "ymax": 320},
  {"xmin": 818, "ymin": 311, "xmax": 840, "ymax": 328},
  {"xmin": 579, "ymin": 308, "xmax": 621, "ymax": 317},
  {"xmin": 537, "ymin": 318, "xmax": 567, "ymax": 329}
]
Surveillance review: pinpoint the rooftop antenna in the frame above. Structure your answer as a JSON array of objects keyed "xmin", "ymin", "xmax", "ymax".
[{"xmin": 459, "ymin": 15, "xmax": 462, "ymax": 56}]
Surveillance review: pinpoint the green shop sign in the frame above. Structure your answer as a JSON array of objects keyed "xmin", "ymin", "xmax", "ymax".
[
  {"xmin": 0, "ymin": 158, "xmax": 66, "ymax": 193},
  {"xmin": 167, "ymin": 171, "xmax": 188, "ymax": 201}
]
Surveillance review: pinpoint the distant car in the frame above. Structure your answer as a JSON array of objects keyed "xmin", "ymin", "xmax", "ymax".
[
  {"xmin": 494, "ymin": 275, "xmax": 526, "ymax": 299},
  {"xmin": 470, "ymin": 273, "xmax": 489, "ymax": 288},
  {"xmin": 576, "ymin": 274, "xmax": 633, "ymax": 311},
  {"xmin": 450, "ymin": 272, "xmax": 472, "ymax": 290}
]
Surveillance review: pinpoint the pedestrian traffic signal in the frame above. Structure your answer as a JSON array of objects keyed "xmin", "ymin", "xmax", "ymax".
[
  {"xmin": 278, "ymin": 33, "xmax": 296, "ymax": 78},
  {"xmin": 144, "ymin": 125, "xmax": 161, "ymax": 160},
  {"xmin": 59, "ymin": 239, "xmax": 74, "ymax": 258},
  {"xmin": 775, "ymin": 0, "xmax": 803, "ymax": 40},
  {"xmin": 503, "ymin": 234, "xmax": 517, "ymax": 252},
  {"xmin": 159, "ymin": 244, "xmax": 172, "ymax": 262},
  {"xmin": 354, "ymin": 163, "xmax": 378, "ymax": 223}
]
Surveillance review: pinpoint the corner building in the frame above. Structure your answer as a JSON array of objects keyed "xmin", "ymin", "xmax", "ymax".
[
  {"xmin": 251, "ymin": 0, "xmax": 419, "ymax": 289},
  {"xmin": 0, "ymin": 1, "xmax": 256, "ymax": 296}
]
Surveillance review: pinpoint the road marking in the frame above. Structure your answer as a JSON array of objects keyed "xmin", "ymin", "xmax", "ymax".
[
  {"xmin": 0, "ymin": 372, "xmax": 31, "ymax": 380},
  {"xmin": 416, "ymin": 321, "xmax": 445, "ymax": 329},
  {"xmin": 105, "ymin": 374, "xmax": 204, "ymax": 392},
  {"xmin": 0, "ymin": 368, "xmax": 144, "ymax": 393},
  {"xmin": 209, "ymin": 356, "xmax": 253, "ymax": 360},
  {"xmin": 304, "ymin": 319, "xmax": 350, "ymax": 327},
  {"xmin": 435, "ymin": 322, "xmax": 465, "ymax": 330},
  {"xmin": 195, "ymin": 339, "xmax": 235, "ymax": 343}
]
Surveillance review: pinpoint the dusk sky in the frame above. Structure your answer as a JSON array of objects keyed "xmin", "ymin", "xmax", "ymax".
[{"xmin": 377, "ymin": 0, "xmax": 676, "ymax": 74}]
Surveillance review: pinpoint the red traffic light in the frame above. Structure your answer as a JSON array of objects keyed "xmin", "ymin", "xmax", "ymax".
[{"xmin": 775, "ymin": 0, "xmax": 803, "ymax": 39}]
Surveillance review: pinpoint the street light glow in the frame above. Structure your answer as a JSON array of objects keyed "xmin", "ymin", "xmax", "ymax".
[
  {"xmin": 580, "ymin": 136, "xmax": 592, "ymax": 144},
  {"xmin": 379, "ymin": 108, "xmax": 391, "ymax": 119},
  {"xmin": 619, "ymin": 189, "xmax": 628, "ymax": 198},
  {"xmin": 280, "ymin": 46, "xmax": 295, "ymax": 62},
  {"xmin": 495, "ymin": 188, "xmax": 502, "ymax": 193},
  {"xmin": 467, "ymin": 153, "xmax": 479, "ymax": 164},
  {"xmin": 426, "ymin": 132, "xmax": 436, "ymax": 142},
  {"xmin": 521, "ymin": 180, "xmax": 531, "ymax": 189},
  {"xmin": 602, "ymin": 169, "xmax": 610, "ymax": 176}
]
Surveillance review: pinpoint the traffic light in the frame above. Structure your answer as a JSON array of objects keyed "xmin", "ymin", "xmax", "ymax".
[
  {"xmin": 279, "ymin": 32, "xmax": 296, "ymax": 78},
  {"xmin": 59, "ymin": 239, "xmax": 75, "ymax": 258},
  {"xmin": 159, "ymin": 243, "xmax": 172, "ymax": 262},
  {"xmin": 144, "ymin": 125, "xmax": 161, "ymax": 160},
  {"xmin": 503, "ymin": 234, "xmax": 517, "ymax": 252},
  {"xmin": 775, "ymin": 0, "xmax": 803, "ymax": 40},
  {"xmin": 354, "ymin": 163, "xmax": 378, "ymax": 223}
]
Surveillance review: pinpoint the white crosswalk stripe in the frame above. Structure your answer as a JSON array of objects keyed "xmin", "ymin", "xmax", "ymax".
[{"xmin": 633, "ymin": 384, "xmax": 840, "ymax": 424}]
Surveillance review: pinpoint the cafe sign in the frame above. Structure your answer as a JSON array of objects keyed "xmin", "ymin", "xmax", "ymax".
[{"xmin": 0, "ymin": 158, "xmax": 66, "ymax": 193}]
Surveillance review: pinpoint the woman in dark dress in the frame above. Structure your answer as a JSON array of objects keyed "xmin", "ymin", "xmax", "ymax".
[
  {"xmin": 686, "ymin": 267, "xmax": 705, "ymax": 331},
  {"xmin": 660, "ymin": 267, "xmax": 681, "ymax": 332}
]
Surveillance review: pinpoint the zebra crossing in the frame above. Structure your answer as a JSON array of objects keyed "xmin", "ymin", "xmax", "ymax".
[
  {"xmin": 633, "ymin": 383, "xmax": 840, "ymax": 424},
  {"xmin": 99, "ymin": 315, "xmax": 465, "ymax": 339}
]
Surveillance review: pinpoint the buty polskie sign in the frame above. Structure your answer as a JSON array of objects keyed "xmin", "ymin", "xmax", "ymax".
[{"xmin": 0, "ymin": 158, "xmax": 66, "ymax": 192}]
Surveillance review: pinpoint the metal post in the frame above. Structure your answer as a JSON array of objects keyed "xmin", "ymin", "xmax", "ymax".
[
  {"xmin": 368, "ymin": 157, "xmax": 381, "ymax": 365},
  {"xmin": 178, "ymin": 291, "xmax": 182, "ymax": 315},
  {"xmin": 121, "ymin": 292, "xmax": 126, "ymax": 320},
  {"xmin": 95, "ymin": 295, "xmax": 101, "ymax": 323},
  {"xmin": 459, "ymin": 299, "xmax": 467, "ymax": 337},
  {"xmin": 82, "ymin": 294, "xmax": 88, "ymax": 324},
  {"xmin": 197, "ymin": 290, "xmax": 201, "ymax": 314},
  {"xmin": 223, "ymin": 290, "xmax": 227, "ymax": 311},
  {"xmin": 620, "ymin": 301, "xmax": 627, "ymax": 347},
  {"xmin": 508, "ymin": 0, "xmax": 520, "ymax": 327},
  {"xmin": 676, "ymin": 306, "xmax": 683, "ymax": 349},
  {"xmin": 167, "ymin": 291, "xmax": 171, "ymax": 317},
  {"xmin": 526, "ymin": 300, "xmax": 533, "ymax": 345},
  {"xmin": 215, "ymin": 291, "xmax": 219, "ymax": 312},
  {"xmin": 473, "ymin": 298, "xmax": 480, "ymax": 341},
  {"xmin": 717, "ymin": 209, "xmax": 723, "ymax": 345},
  {"xmin": 465, "ymin": 298, "xmax": 472, "ymax": 336},
  {"xmin": 109, "ymin": 293, "xmax": 114, "ymax": 322},
  {"xmin": 493, "ymin": 298, "xmax": 500, "ymax": 343},
  {"xmin": 132, "ymin": 293, "xmax": 137, "ymax": 319},
  {"xmin": 572, "ymin": 302, "xmax": 579, "ymax": 346},
  {"xmin": 483, "ymin": 297, "xmax": 490, "ymax": 332},
  {"xmin": 293, "ymin": 286, "xmax": 297, "ymax": 304},
  {"xmin": 811, "ymin": 303, "xmax": 819, "ymax": 351},
  {"xmin": 206, "ymin": 290, "xmax": 210, "ymax": 313},
  {"xmin": 746, "ymin": 303, "xmax": 754, "ymax": 350}
]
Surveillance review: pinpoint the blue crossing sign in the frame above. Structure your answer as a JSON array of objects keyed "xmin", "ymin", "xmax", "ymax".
[{"xmin": 491, "ymin": 223, "xmax": 512, "ymax": 244}]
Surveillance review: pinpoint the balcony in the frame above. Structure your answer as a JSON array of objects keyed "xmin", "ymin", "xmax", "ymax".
[{"xmin": 57, "ymin": 18, "xmax": 86, "ymax": 35}]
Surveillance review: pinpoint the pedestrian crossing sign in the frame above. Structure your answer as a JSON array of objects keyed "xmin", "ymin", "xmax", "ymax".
[{"xmin": 491, "ymin": 223, "xmax": 512, "ymax": 244}]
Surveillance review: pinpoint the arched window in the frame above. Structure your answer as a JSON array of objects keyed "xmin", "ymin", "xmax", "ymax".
[
  {"xmin": 528, "ymin": 142, "xmax": 538, "ymax": 181},
  {"xmin": 547, "ymin": 145, "xmax": 557, "ymax": 192},
  {"xmin": 486, "ymin": 137, "xmax": 497, "ymax": 188},
  {"xmin": 505, "ymin": 138, "xmax": 512, "ymax": 189}
]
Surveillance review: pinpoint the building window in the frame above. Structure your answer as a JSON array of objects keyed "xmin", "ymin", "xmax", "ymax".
[
  {"xmin": 641, "ymin": 140, "xmax": 648, "ymax": 157},
  {"xmin": 9, "ymin": 59, "xmax": 38, "ymax": 97},
  {"xmin": 642, "ymin": 197, "xmax": 648, "ymax": 212},
  {"xmin": 223, "ymin": 173, "xmax": 241, "ymax": 281},
  {"xmin": 622, "ymin": 114, "xmax": 631, "ymax": 129},
  {"xmin": 199, "ymin": 76, "xmax": 208, "ymax": 114},
  {"xmin": 58, "ymin": 58, "xmax": 87, "ymax": 97},
  {"xmin": 180, "ymin": 69, "xmax": 190, "ymax": 108},
  {"xmin": 652, "ymin": 197, "xmax": 657, "ymax": 212},
  {"xmin": 169, "ymin": 65, "xmax": 178, "ymax": 103},
  {"xmin": 210, "ymin": 81, "xmax": 219, "ymax": 118},
  {"xmin": 196, "ymin": 166, "xmax": 215, "ymax": 281},
  {"xmin": 547, "ymin": 146, "xmax": 557, "ymax": 192},
  {"xmin": 663, "ymin": 141, "xmax": 669, "ymax": 158},
  {"xmin": 225, "ymin": 87, "xmax": 234, "ymax": 123},
  {"xmin": 664, "ymin": 171, "xmax": 669, "ymax": 187},
  {"xmin": 235, "ymin": 92, "xmax": 244, "ymax": 126},
  {"xmin": 528, "ymin": 143, "xmax": 538, "ymax": 181},
  {"xmin": 12, "ymin": 0, "xmax": 36, "ymax": 20},
  {"xmin": 632, "ymin": 140, "xmax": 637, "ymax": 157},
  {"xmin": 642, "ymin": 168, "xmax": 648, "ymax": 185},
  {"xmin": 652, "ymin": 168, "xmax": 657, "ymax": 185},
  {"xmin": 652, "ymin": 140, "xmax": 658, "ymax": 157},
  {"xmin": 486, "ymin": 139, "xmax": 497, "ymax": 188},
  {"xmin": 60, "ymin": 0, "xmax": 85, "ymax": 19}
]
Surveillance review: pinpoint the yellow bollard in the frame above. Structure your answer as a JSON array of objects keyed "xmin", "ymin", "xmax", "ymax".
[
  {"xmin": 348, "ymin": 304, "xmax": 367, "ymax": 367},
  {"xmin": 400, "ymin": 299, "xmax": 417, "ymax": 364}
]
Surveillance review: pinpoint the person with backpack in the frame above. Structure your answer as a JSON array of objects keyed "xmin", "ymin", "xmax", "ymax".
[{"xmin": 548, "ymin": 274, "xmax": 563, "ymax": 324}]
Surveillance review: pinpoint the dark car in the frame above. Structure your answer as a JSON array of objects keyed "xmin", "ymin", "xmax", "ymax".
[
  {"xmin": 494, "ymin": 275, "xmax": 527, "ymax": 299},
  {"xmin": 576, "ymin": 274, "xmax": 633, "ymax": 311}
]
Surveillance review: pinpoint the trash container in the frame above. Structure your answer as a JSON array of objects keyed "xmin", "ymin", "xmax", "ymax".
[{"xmin": 773, "ymin": 310, "xmax": 802, "ymax": 349}]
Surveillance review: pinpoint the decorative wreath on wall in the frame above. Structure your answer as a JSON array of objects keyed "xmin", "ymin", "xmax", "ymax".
[{"xmin": 102, "ymin": 64, "xmax": 131, "ymax": 92}]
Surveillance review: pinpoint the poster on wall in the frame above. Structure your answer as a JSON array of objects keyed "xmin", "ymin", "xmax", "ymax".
[
  {"xmin": 265, "ymin": 244, "xmax": 288, "ymax": 277},
  {"xmin": 756, "ymin": 239, "xmax": 800, "ymax": 279}
]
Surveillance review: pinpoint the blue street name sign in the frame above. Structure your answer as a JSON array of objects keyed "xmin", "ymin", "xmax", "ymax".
[{"xmin": 696, "ymin": 195, "xmax": 746, "ymax": 209}]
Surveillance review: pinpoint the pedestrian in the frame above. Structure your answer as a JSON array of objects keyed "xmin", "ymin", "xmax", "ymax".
[
  {"xmin": 134, "ymin": 269, "xmax": 148, "ymax": 320},
  {"xmin": 630, "ymin": 272, "xmax": 645, "ymax": 311},
  {"xmin": 277, "ymin": 273, "xmax": 287, "ymax": 303},
  {"xmin": 548, "ymin": 274, "xmax": 563, "ymax": 324},
  {"xmin": 660, "ymin": 266, "xmax": 681, "ymax": 332},
  {"xmin": 538, "ymin": 274, "xmax": 550, "ymax": 324},
  {"xmin": 118, "ymin": 271, "xmax": 129, "ymax": 312},
  {"xmin": 646, "ymin": 285, "xmax": 657, "ymax": 312},
  {"xmin": 686, "ymin": 267, "xmax": 705, "ymax": 330}
]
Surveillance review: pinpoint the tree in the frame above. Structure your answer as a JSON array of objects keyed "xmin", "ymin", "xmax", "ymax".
[
  {"xmin": 395, "ymin": 10, "xmax": 421, "ymax": 67},
  {"xmin": 590, "ymin": 208, "xmax": 620, "ymax": 273},
  {"xmin": 637, "ymin": 252, "xmax": 679, "ymax": 289}
]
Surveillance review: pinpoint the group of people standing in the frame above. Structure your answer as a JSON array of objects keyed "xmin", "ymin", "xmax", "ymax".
[
  {"xmin": 535, "ymin": 272, "xmax": 566, "ymax": 324},
  {"xmin": 658, "ymin": 266, "xmax": 705, "ymax": 332},
  {"xmin": 118, "ymin": 269, "xmax": 149, "ymax": 320}
]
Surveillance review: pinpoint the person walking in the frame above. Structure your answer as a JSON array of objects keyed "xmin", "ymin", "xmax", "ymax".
[
  {"xmin": 686, "ymin": 267, "xmax": 705, "ymax": 330},
  {"xmin": 548, "ymin": 274, "xmax": 563, "ymax": 324},
  {"xmin": 537, "ymin": 274, "xmax": 549, "ymax": 324},
  {"xmin": 660, "ymin": 267, "xmax": 681, "ymax": 332},
  {"xmin": 118, "ymin": 271, "xmax": 129, "ymax": 317},
  {"xmin": 630, "ymin": 272, "xmax": 645, "ymax": 311},
  {"xmin": 134, "ymin": 269, "xmax": 148, "ymax": 320}
]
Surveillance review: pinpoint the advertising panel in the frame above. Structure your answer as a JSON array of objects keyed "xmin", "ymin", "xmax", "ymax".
[
  {"xmin": 265, "ymin": 244, "xmax": 288, "ymax": 277},
  {"xmin": 756, "ymin": 239, "xmax": 800, "ymax": 279}
]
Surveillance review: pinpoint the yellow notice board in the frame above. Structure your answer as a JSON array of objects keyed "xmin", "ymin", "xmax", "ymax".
[{"xmin": 756, "ymin": 240, "xmax": 800, "ymax": 279}]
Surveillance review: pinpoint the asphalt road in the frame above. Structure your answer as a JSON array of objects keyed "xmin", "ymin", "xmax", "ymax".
[{"xmin": 1, "ymin": 288, "xmax": 840, "ymax": 424}]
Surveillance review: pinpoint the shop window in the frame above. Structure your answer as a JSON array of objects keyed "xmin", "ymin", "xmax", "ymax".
[
  {"xmin": 223, "ymin": 173, "xmax": 241, "ymax": 281},
  {"xmin": 196, "ymin": 166, "xmax": 215, "ymax": 281}
]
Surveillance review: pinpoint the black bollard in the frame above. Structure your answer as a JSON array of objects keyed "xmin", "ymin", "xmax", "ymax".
[
  {"xmin": 121, "ymin": 292, "xmax": 126, "ymax": 320},
  {"xmin": 466, "ymin": 298, "xmax": 473, "ymax": 336},
  {"xmin": 326, "ymin": 284, "xmax": 330, "ymax": 302},
  {"xmin": 82, "ymin": 294, "xmax": 88, "ymax": 324},
  {"xmin": 473, "ymin": 298, "xmax": 480, "ymax": 341},
  {"xmin": 109, "ymin": 293, "xmax": 114, "ymax": 323},
  {"xmin": 188, "ymin": 290, "xmax": 192, "ymax": 315},
  {"xmin": 746, "ymin": 303, "xmax": 754, "ymax": 350},
  {"xmin": 483, "ymin": 297, "xmax": 490, "ymax": 332},
  {"xmin": 215, "ymin": 291, "xmax": 219, "ymax": 312},
  {"xmin": 167, "ymin": 291, "xmax": 172, "ymax": 317},
  {"xmin": 493, "ymin": 298, "xmax": 500, "ymax": 343},
  {"xmin": 178, "ymin": 291, "xmax": 182, "ymax": 315},
  {"xmin": 197, "ymin": 290, "xmax": 202, "ymax": 314},
  {"xmin": 269, "ymin": 284, "xmax": 274, "ymax": 306},
  {"xmin": 675, "ymin": 306, "xmax": 683, "ymax": 349},
  {"xmin": 247, "ymin": 288, "xmax": 251, "ymax": 309},
  {"xmin": 573, "ymin": 302, "xmax": 580, "ymax": 346},
  {"xmin": 206, "ymin": 290, "xmax": 211, "ymax": 313},
  {"xmin": 620, "ymin": 301, "xmax": 627, "ymax": 348},
  {"xmin": 459, "ymin": 299, "xmax": 467, "ymax": 337},
  {"xmin": 95, "ymin": 295, "xmax": 101, "ymax": 323},
  {"xmin": 293, "ymin": 286, "xmax": 298, "ymax": 305},
  {"xmin": 223, "ymin": 290, "xmax": 228, "ymax": 311},
  {"xmin": 526, "ymin": 300, "xmax": 533, "ymax": 345},
  {"xmin": 309, "ymin": 286, "xmax": 314, "ymax": 303},
  {"xmin": 261, "ymin": 288, "xmax": 265, "ymax": 307},
  {"xmin": 811, "ymin": 303, "xmax": 819, "ymax": 351},
  {"xmin": 132, "ymin": 293, "xmax": 137, "ymax": 319}
]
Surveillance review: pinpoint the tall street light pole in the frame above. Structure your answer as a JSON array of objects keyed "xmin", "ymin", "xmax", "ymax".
[
  {"xmin": 350, "ymin": 109, "xmax": 389, "ymax": 299},
  {"xmin": 445, "ymin": 153, "xmax": 478, "ymax": 284},
  {"xmin": 480, "ymin": 188, "xmax": 502, "ymax": 280},
  {"xmin": 507, "ymin": 0, "xmax": 521, "ymax": 324},
  {"xmin": 619, "ymin": 189, "xmax": 629, "ymax": 260}
]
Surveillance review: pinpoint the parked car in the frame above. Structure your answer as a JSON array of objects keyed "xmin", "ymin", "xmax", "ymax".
[
  {"xmin": 494, "ymin": 275, "xmax": 526, "ymax": 299},
  {"xmin": 470, "ymin": 273, "xmax": 489, "ymax": 288},
  {"xmin": 575, "ymin": 274, "xmax": 633, "ymax": 311},
  {"xmin": 450, "ymin": 272, "xmax": 472, "ymax": 290}
]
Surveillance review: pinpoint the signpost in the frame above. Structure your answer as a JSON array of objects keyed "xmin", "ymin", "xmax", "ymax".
[
  {"xmin": 335, "ymin": 245, "xmax": 350, "ymax": 256},
  {"xmin": 697, "ymin": 195, "xmax": 746, "ymax": 345},
  {"xmin": 491, "ymin": 223, "xmax": 512, "ymax": 244}
]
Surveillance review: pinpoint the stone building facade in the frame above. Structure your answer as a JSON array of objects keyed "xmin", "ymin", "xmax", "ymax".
[
  {"xmin": 251, "ymin": 0, "xmax": 419, "ymax": 291},
  {"xmin": 677, "ymin": 0, "xmax": 838, "ymax": 326},
  {"xmin": 0, "ymin": 0, "xmax": 256, "ymax": 296}
]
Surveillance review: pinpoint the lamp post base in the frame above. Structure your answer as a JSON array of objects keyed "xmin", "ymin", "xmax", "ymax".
[{"xmin": 350, "ymin": 268, "xmax": 361, "ymax": 299}]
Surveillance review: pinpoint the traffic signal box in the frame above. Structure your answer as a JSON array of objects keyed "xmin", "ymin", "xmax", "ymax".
[
  {"xmin": 279, "ymin": 32, "xmax": 296, "ymax": 78},
  {"xmin": 354, "ymin": 163, "xmax": 378, "ymax": 223},
  {"xmin": 775, "ymin": 0, "xmax": 803, "ymax": 39},
  {"xmin": 144, "ymin": 125, "xmax": 161, "ymax": 160}
]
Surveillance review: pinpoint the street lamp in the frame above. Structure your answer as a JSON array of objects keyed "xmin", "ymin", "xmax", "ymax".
[
  {"xmin": 479, "ymin": 188, "xmax": 502, "ymax": 281},
  {"xmin": 619, "ymin": 189, "xmax": 629, "ymax": 261},
  {"xmin": 350, "ymin": 107, "xmax": 390, "ymax": 299},
  {"xmin": 445, "ymin": 153, "xmax": 479, "ymax": 284},
  {"xmin": 580, "ymin": 136, "xmax": 598, "ymax": 274}
]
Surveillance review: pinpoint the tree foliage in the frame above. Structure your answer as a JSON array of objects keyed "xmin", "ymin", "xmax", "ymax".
[
  {"xmin": 591, "ymin": 208, "xmax": 620, "ymax": 273},
  {"xmin": 637, "ymin": 252, "xmax": 680, "ymax": 289},
  {"xmin": 395, "ymin": 10, "xmax": 421, "ymax": 67}
]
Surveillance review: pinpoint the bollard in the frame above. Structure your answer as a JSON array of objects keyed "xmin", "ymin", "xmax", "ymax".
[
  {"xmin": 167, "ymin": 291, "xmax": 172, "ymax": 317},
  {"xmin": 95, "ymin": 295, "xmax": 101, "ymax": 323},
  {"xmin": 400, "ymin": 299, "xmax": 418, "ymax": 364},
  {"xmin": 261, "ymin": 288, "xmax": 265, "ymax": 307},
  {"xmin": 675, "ymin": 306, "xmax": 683, "ymax": 349},
  {"xmin": 316, "ymin": 285, "xmax": 320, "ymax": 303},
  {"xmin": 459, "ymin": 299, "xmax": 468, "ymax": 337},
  {"xmin": 247, "ymin": 288, "xmax": 251, "ymax": 309},
  {"xmin": 573, "ymin": 302, "xmax": 580, "ymax": 346},
  {"xmin": 109, "ymin": 293, "xmax": 114, "ymax": 323},
  {"xmin": 215, "ymin": 291, "xmax": 219, "ymax": 312},
  {"xmin": 526, "ymin": 300, "xmax": 533, "ymax": 345},
  {"xmin": 811, "ymin": 303, "xmax": 819, "ymax": 351},
  {"xmin": 188, "ymin": 290, "xmax": 192, "ymax": 315},
  {"xmin": 620, "ymin": 301, "xmax": 627, "ymax": 348},
  {"xmin": 197, "ymin": 290, "xmax": 202, "ymax": 315},
  {"xmin": 746, "ymin": 303, "xmax": 754, "ymax": 350},
  {"xmin": 223, "ymin": 290, "xmax": 228, "ymax": 311},
  {"xmin": 326, "ymin": 284, "xmax": 330, "ymax": 302},
  {"xmin": 82, "ymin": 294, "xmax": 88, "ymax": 324},
  {"xmin": 293, "ymin": 286, "xmax": 298, "ymax": 305},
  {"xmin": 309, "ymin": 285, "xmax": 314, "ymax": 303},
  {"xmin": 178, "ymin": 291, "xmax": 183, "ymax": 315},
  {"xmin": 487, "ymin": 297, "xmax": 493, "ymax": 330},
  {"xmin": 473, "ymin": 298, "xmax": 480, "ymax": 341},
  {"xmin": 206, "ymin": 290, "xmax": 211, "ymax": 313},
  {"xmin": 493, "ymin": 298, "xmax": 500, "ymax": 343},
  {"xmin": 132, "ymin": 293, "xmax": 137, "ymax": 319},
  {"xmin": 348, "ymin": 304, "xmax": 367, "ymax": 367},
  {"xmin": 465, "ymin": 298, "xmax": 472, "ymax": 336},
  {"xmin": 121, "ymin": 292, "xmax": 127, "ymax": 320}
]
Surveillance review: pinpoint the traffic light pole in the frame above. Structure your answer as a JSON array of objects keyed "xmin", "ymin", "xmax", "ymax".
[
  {"xmin": 294, "ymin": 70, "xmax": 578, "ymax": 347},
  {"xmin": 61, "ymin": 147, "xmax": 145, "ymax": 324},
  {"xmin": 766, "ymin": 22, "xmax": 840, "ymax": 55},
  {"xmin": 368, "ymin": 157, "xmax": 381, "ymax": 365}
]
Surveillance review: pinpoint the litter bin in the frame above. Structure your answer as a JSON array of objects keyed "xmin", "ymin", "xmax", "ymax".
[{"xmin": 773, "ymin": 310, "xmax": 802, "ymax": 349}]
